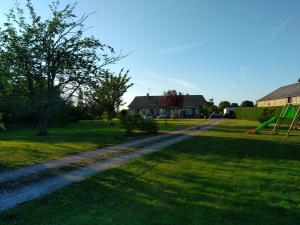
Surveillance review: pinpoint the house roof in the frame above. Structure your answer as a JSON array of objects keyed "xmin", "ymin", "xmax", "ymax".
[
  {"xmin": 257, "ymin": 82, "xmax": 300, "ymax": 102},
  {"xmin": 128, "ymin": 95, "xmax": 207, "ymax": 108}
]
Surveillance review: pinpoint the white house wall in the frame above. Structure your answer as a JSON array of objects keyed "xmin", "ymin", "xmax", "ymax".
[{"xmin": 257, "ymin": 97, "xmax": 300, "ymax": 107}]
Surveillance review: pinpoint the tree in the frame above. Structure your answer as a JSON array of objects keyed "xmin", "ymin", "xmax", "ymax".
[
  {"xmin": 160, "ymin": 90, "xmax": 184, "ymax": 118},
  {"xmin": 93, "ymin": 70, "xmax": 133, "ymax": 124},
  {"xmin": 0, "ymin": 1, "xmax": 123, "ymax": 134},
  {"xmin": 231, "ymin": 103, "xmax": 239, "ymax": 107},
  {"xmin": 202, "ymin": 98, "xmax": 218, "ymax": 118},
  {"xmin": 218, "ymin": 101, "xmax": 231, "ymax": 112},
  {"xmin": 0, "ymin": 61, "xmax": 30, "ymax": 123},
  {"xmin": 241, "ymin": 100, "xmax": 255, "ymax": 107}
]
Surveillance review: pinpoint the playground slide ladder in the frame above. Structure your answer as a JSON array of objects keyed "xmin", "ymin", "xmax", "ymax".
[
  {"xmin": 272, "ymin": 104, "xmax": 290, "ymax": 135},
  {"xmin": 252, "ymin": 104, "xmax": 300, "ymax": 138},
  {"xmin": 287, "ymin": 105, "xmax": 300, "ymax": 137}
]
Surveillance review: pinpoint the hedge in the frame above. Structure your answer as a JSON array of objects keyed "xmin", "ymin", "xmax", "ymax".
[{"xmin": 235, "ymin": 107, "xmax": 283, "ymax": 121}]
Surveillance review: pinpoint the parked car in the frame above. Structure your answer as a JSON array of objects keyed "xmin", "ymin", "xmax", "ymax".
[{"xmin": 209, "ymin": 112, "xmax": 223, "ymax": 119}]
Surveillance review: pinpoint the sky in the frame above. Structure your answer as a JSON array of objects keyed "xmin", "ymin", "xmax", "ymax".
[{"xmin": 0, "ymin": 0, "xmax": 300, "ymax": 107}]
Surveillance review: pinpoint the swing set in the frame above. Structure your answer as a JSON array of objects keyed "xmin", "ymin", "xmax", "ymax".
[{"xmin": 249, "ymin": 104, "xmax": 300, "ymax": 138}]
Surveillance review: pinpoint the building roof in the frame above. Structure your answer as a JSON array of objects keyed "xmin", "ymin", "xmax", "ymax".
[
  {"xmin": 257, "ymin": 82, "xmax": 300, "ymax": 102},
  {"xmin": 128, "ymin": 95, "xmax": 207, "ymax": 108}
]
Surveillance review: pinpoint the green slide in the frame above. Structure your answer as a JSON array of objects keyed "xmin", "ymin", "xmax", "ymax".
[
  {"xmin": 255, "ymin": 116, "xmax": 278, "ymax": 132},
  {"xmin": 249, "ymin": 104, "xmax": 300, "ymax": 136}
]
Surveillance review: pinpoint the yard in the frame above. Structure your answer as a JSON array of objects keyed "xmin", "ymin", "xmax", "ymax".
[
  {"xmin": 1, "ymin": 120, "xmax": 299, "ymax": 225},
  {"xmin": 0, "ymin": 119, "xmax": 203, "ymax": 170}
]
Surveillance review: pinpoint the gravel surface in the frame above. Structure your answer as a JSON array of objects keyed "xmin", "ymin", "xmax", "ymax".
[{"xmin": 0, "ymin": 120, "xmax": 220, "ymax": 211}]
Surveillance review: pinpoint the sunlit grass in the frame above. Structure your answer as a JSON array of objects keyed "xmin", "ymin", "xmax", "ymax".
[
  {"xmin": 0, "ymin": 119, "xmax": 203, "ymax": 170},
  {"xmin": 1, "ymin": 120, "xmax": 299, "ymax": 224},
  {"xmin": 156, "ymin": 118, "xmax": 204, "ymax": 131}
]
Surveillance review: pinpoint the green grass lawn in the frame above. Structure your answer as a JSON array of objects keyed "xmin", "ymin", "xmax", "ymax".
[
  {"xmin": 0, "ymin": 119, "xmax": 203, "ymax": 170},
  {"xmin": 1, "ymin": 120, "xmax": 299, "ymax": 225},
  {"xmin": 0, "ymin": 120, "xmax": 125, "ymax": 170},
  {"xmin": 156, "ymin": 118, "xmax": 203, "ymax": 131}
]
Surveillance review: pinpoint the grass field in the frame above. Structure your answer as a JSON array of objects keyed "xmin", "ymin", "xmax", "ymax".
[
  {"xmin": 0, "ymin": 119, "xmax": 203, "ymax": 170},
  {"xmin": 157, "ymin": 118, "xmax": 204, "ymax": 131},
  {"xmin": 1, "ymin": 120, "xmax": 299, "ymax": 225}
]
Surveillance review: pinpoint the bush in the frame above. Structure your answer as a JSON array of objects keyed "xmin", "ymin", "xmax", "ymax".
[
  {"xmin": 137, "ymin": 118, "xmax": 159, "ymax": 134},
  {"xmin": 258, "ymin": 108, "xmax": 276, "ymax": 123},
  {"xmin": 235, "ymin": 107, "xmax": 283, "ymax": 121},
  {"xmin": 51, "ymin": 104, "xmax": 71, "ymax": 126},
  {"xmin": 119, "ymin": 115, "xmax": 139, "ymax": 135},
  {"xmin": 120, "ymin": 115, "xmax": 159, "ymax": 135},
  {"xmin": 118, "ymin": 109, "xmax": 128, "ymax": 118}
]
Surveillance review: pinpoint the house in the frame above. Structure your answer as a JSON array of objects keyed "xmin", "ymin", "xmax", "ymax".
[
  {"xmin": 128, "ymin": 95, "xmax": 207, "ymax": 118},
  {"xmin": 257, "ymin": 81, "xmax": 300, "ymax": 107}
]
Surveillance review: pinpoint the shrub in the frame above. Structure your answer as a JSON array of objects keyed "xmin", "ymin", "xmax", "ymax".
[
  {"xmin": 258, "ymin": 108, "xmax": 276, "ymax": 123},
  {"xmin": 118, "ymin": 109, "xmax": 128, "ymax": 118},
  {"xmin": 120, "ymin": 115, "xmax": 139, "ymax": 135},
  {"xmin": 137, "ymin": 118, "xmax": 159, "ymax": 134},
  {"xmin": 120, "ymin": 115, "xmax": 159, "ymax": 135},
  {"xmin": 51, "ymin": 103, "xmax": 76, "ymax": 127}
]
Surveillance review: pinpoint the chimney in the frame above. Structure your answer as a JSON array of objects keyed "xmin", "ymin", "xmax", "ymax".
[
  {"xmin": 146, "ymin": 93, "xmax": 149, "ymax": 97},
  {"xmin": 298, "ymin": 78, "xmax": 300, "ymax": 83}
]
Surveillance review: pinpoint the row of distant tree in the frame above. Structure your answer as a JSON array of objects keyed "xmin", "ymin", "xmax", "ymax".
[
  {"xmin": 218, "ymin": 100, "xmax": 255, "ymax": 111},
  {"xmin": 0, "ymin": 1, "xmax": 133, "ymax": 134},
  {"xmin": 202, "ymin": 99, "xmax": 254, "ymax": 117}
]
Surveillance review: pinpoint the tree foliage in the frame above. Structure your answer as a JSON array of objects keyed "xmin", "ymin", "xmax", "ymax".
[
  {"xmin": 202, "ymin": 99, "xmax": 218, "ymax": 117},
  {"xmin": 160, "ymin": 90, "xmax": 184, "ymax": 108},
  {"xmin": 0, "ymin": 0, "xmax": 122, "ymax": 134},
  {"xmin": 231, "ymin": 103, "xmax": 239, "ymax": 107},
  {"xmin": 241, "ymin": 100, "xmax": 255, "ymax": 107},
  {"xmin": 93, "ymin": 70, "xmax": 133, "ymax": 124},
  {"xmin": 218, "ymin": 101, "xmax": 231, "ymax": 112}
]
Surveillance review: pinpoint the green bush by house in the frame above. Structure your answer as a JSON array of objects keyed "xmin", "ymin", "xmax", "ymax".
[
  {"xmin": 120, "ymin": 115, "xmax": 159, "ymax": 135},
  {"xmin": 235, "ymin": 107, "xmax": 283, "ymax": 121}
]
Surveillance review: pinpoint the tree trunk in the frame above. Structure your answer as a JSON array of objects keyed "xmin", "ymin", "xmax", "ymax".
[{"xmin": 38, "ymin": 117, "xmax": 49, "ymax": 135}]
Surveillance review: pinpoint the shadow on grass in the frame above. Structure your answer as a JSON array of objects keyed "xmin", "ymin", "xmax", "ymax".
[
  {"xmin": 209, "ymin": 124, "xmax": 257, "ymax": 134},
  {"xmin": 1, "ymin": 131, "xmax": 300, "ymax": 225}
]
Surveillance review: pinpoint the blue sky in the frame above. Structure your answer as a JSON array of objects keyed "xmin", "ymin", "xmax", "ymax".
[{"xmin": 1, "ymin": 0, "xmax": 300, "ymax": 107}]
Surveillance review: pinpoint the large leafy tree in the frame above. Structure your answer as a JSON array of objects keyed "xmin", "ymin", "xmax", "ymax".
[
  {"xmin": 0, "ymin": 0, "xmax": 122, "ymax": 134},
  {"xmin": 93, "ymin": 69, "xmax": 133, "ymax": 124}
]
